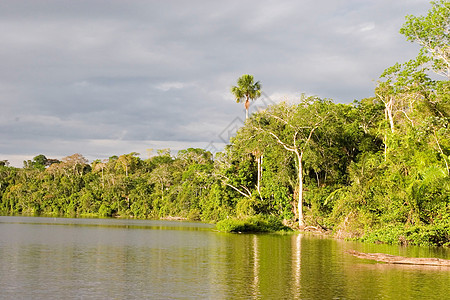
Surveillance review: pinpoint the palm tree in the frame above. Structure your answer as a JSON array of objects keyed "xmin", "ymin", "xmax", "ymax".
[{"xmin": 231, "ymin": 74, "xmax": 262, "ymax": 120}]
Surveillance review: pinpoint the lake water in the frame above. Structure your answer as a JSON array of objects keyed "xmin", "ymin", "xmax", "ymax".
[{"xmin": 0, "ymin": 216, "xmax": 449, "ymax": 299}]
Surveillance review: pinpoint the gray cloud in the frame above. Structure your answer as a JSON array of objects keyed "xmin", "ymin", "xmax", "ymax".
[{"xmin": 0, "ymin": 0, "xmax": 431, "ymax": 166}]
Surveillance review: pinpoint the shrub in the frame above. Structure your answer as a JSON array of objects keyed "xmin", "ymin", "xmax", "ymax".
[
  {"xmin": 216, "ymin": 215, "xmax": 291, "ymax": 233},
  {"xmin": 360, "ymin": 223, "xmax": 450, "ymax": 247}
]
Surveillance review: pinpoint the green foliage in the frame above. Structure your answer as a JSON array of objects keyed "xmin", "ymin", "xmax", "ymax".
[
  {"xmin": 216, "ymin": 215, "xmax": 291, "ymax": 233},
  {"xmin": 361, "ymin": 222, "xmax": 450, "ymax": 247},
  {"xmin": 235, "ymin": 196, "xmax": 258, "ymax": 217},
  {"xmin": 231, "ymin": 74, "xmax": 262, "ymax": 105},
  {"xmin": 0, "ymin": 2, "xmax": 448, "ymax": 246},
  {"xmin": 98, "ymin": 203, "xmax": 113, "ymax": 217},
  {"xmin": 400, "ymin": 0, "xmax": 449, "ymax": 78},
  {"xmin": 231, "ymin": 74, "xmax": 262, "ymax": 119}
]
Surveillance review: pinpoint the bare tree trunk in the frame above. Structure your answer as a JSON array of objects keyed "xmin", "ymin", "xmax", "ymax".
[
  {"xmin": 253, "ymin": 111, "xmax": 324, "ymax": 228},
  {"xmin": 245, "ymin": 98, "xmax": 250, "ymax": 120},
  {"xmin": 378, "ymin": 93, "xmax": 395, "ymax": 161},
  {"xmin": 101, "ymin": 167, "xmax": 104, "ymax": 188},
  {"xmin": 296, "ymin": 151, "xmax": 304, "ymax": 227},
  {"xmin": 257, "ymin": 155, "xmax": 263, "ymax": 194},
  {"xmin": 385, "ymin": 96, "xmax": 395, "ymax": 133},
  {"xmin": 224, "ymin": 182, "xmax": 252, "ymax": 198}
]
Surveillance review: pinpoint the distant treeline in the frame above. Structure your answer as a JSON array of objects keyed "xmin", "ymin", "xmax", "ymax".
[{"xmin": 0, "ymin": 1, "xmax": 449, "ymax": 246}]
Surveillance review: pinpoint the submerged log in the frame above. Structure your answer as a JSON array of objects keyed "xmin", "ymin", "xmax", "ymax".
[{"xmin": 347, "ymin": 250, "xmax": 450, "ymax": 267}]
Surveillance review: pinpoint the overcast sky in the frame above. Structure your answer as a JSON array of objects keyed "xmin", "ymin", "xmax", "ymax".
[{"xmin": 0, "ymin": 0, "xmax": 431, "ymax": 166}]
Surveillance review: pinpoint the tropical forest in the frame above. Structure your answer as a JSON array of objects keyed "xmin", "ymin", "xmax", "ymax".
[{"xmin": 1, "ymin": 1, "xmax": 449, "ymax": 247}]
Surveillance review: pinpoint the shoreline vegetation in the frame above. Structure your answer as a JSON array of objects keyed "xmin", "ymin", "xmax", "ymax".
[{"xmin": 0, "ymin": 1, "xmax": 449, "ymax": 247}]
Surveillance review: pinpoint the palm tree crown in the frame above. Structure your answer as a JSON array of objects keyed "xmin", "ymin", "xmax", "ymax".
[{"xmin": 231, "ymin": 74, "xmax": 262, "ymax": 119}]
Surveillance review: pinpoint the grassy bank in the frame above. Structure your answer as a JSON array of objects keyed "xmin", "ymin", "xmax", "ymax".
[{"xmin": 216, "ymin": 215, "xmax": 292, "ymax": 233}]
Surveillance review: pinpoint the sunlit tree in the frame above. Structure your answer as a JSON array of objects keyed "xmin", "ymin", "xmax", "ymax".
[{"xmin": 231, "ymin": 74, "xmax": 262, "ymax": 120}]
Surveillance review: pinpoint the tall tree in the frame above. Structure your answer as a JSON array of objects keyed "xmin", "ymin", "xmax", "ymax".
[
  {"xmin": 251, "ymin": 97, "xmax": 330, "ymax": 226},
  {"xmin": 400, "ymin": 0, "xmax": 449, "ymax": 79},
  {"xmin": 377, "ymin": 0, "xmax": 450, "ymax": 162},
  {"xmin": 116, "ymin": 152, "xmax": 140, "ymax": 177},
  {"xmin": 231, "ymin": 74, "xmax": 262, "ymax": 120}
]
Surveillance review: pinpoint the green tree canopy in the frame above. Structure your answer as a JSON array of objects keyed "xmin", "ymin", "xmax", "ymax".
[
  {"xmin": 400, "ymin": 0, "xmax": 449, "ymax": 79},
  {"xmin": 231, "ymin": 74, "xmax": 262, "ymax": 120}
]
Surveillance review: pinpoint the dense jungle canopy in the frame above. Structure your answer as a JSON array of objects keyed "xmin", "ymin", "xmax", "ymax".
[{"xmin": 1, "ymin": 1, "xmax": 449, "ymax": 246}]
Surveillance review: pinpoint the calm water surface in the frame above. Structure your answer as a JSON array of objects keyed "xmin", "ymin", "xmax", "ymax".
[{"xmin": 0, "ymin": 216, "xmax": 449, "ymax": 299}]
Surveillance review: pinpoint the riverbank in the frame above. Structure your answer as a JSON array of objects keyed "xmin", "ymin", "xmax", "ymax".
[
  {"xmin": 3, "ymin": 210, "xmax": 449, "ymax": 248},
  {"xmin": 226, "ymin": 217, "xmax": 450, "ymax": 249}
]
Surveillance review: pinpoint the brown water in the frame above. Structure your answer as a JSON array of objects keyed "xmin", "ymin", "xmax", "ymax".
[{"xmin": 0, "ymin": 216, "xmax": 449, "ymax": 299}]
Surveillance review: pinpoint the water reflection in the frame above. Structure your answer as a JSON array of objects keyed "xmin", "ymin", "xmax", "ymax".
[
  {"xmin": 251, "ymin": 235, "xmax": 259, "ymax": 299},
  {"xmin": 0, "ymin": 216, "xmax": 449, "ymax": 299},
  {"xmin": 292, "ymin": 234, "xmax": 302, "ymax": 297}
]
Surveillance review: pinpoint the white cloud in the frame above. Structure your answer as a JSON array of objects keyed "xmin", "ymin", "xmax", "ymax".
[
  {"xmin": 154, "ymin": 81, "xmax": 189, "ymax": 92},
  {"xmin": 359, "ymin": 22, "xmax": 375, "ymax": 32}
]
